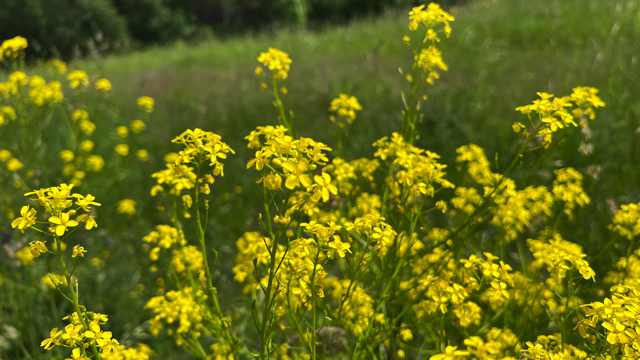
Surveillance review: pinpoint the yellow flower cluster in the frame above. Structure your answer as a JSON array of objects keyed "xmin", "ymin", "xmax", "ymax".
[
  {"xmin": 11, "ymin": 184, "xmax": 99, "ymax": 236},
  {"xmin": 329, "ymin": 93, "xmax": 362, "ymax": 125},
  {"xmin": 257, "ymin": 47, "xmax": 293, "ymax": 80},
  {"xmin": 0, "ymin": 36, "xmax": 28, "ymax": 60},
  {"xmin": 246, "ymin": 125, "xmax": 334, "ymax": 194},
  {"xmin": 146, "ymin": 288, "xmax": 208, "ymax": 343},
  {"xmin": 552, "ymin": 167, "xmax": 591, "ymax": 220},
  {"xmin": 41, "ymin": 311, "xmax": 148, "ymax": 358},
  {"xmin": 408, "ymin": 4, "xmax": 454, "ymax": 36},
  {"xmin": 374, "ymin": 132, "xmax": 454, "ymax": 198},
  {"xmin": 416, "ymin": 46, "xmax": 448, "ymax": 84},
  {"xmin": 609, "ymin": 202, "xmax": 640, "ymax": 240},
  {"xmin": 527, "ymin": 229, "xmax": 596, "ymax": 281},
  {"xmin": 515, "ymin": 88, "xmax": 605, "ymax": 147}
]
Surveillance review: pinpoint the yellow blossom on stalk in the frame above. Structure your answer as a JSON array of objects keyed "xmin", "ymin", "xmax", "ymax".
[
  {"xmin": 40, "ymin": 327, "xmax": 63, "ymax": 350},
  {"xmin": 95, "ymin": 78, "xmax": 112, "ymax": 93},
  {"xmin": 67, "ymin": 70, "xmax": 89, "ymax": 90},
  {"xmin": 0, "ymin": 106, "xmax": 16, "ymax": 126},
  {"xmin": 408, "ymin": 3, "xmax": 454, "ymax": 35},
  {"xmin": 72, "ymin": 245, "xmax": 86, "ymax": 258},
  {"xmin": 80, "ymin": 140, "xmax": 94, "ymax": 152},
  {"xmin": 86, "ymin": 155, "xmax": 104, "ymax": 172},
  {"xmin": 11, "ymin": 205, "xmax": 37, "ymax": 233},
  {"xmin": 1, "ymin": 36, "xmax": 28, "ymax": 59},
  {"xmin": 416, "ymin": 46, "xmax": 448, "ymax": 84},
  {"xmin": 131, "ymin": 119, "xmax": 146, "ymax": 133},
  {"xmin": 257, "ymin": 47, "xmax": 292, "ymax": 80},
  {"xmin": 137, "ymin": 96, "xmax": 154, "ymax": 113},
  {"xmin": 41, "ymin": 274, "xmax": 67, "ymax": 290},
  {"xmin": 329, "ymin": 94, "xmax": 362, "ymax": 125},
  {"xmin": 528, "ymin": 229, "xmax": 596, "ymax": 281},
  {"xmin": 52, "ymin": 59, "xmax": 67, "ymax": 74},
  {"xmin": 72, "ymin": 109, "xmax": 89, "ymax": 122},
  {"xmin": 171, "ymin": 128, "xmax": 235, "ymax": 175},
  {"xmin": 552, "ymin": 168, "xmax": 590, "ymax": 219},
  {"xmin": 115, "ymin": 144, "xmax": 130, "ymax": 156},
  {"xmin": 307, "ymin": 172, "xmax": 338, "ymax": 202},
  {"xmin": 65, "ymin": 348, "xmax": 89, "ymax": 360},
  {"xmin": 79, "ymin": 119, "xmax": 96, "ymax": 135},
  {"xmin": 16, "ymin": 246, "xmax": 35, "ymax": 265},
  {"xmin": 137, "ymin": 149, "xmax": 149, "ymax": 161},
  {"xmin": 30, "ymin": 240, "xmax": 48, "ymax": 257},
  {"xmin": 29, "ymin": 77, "xmax": 63, "ymax": 106},
  {"xmin": 7, "ymin": 157, "xmax": 23, "ymax": 171},
  {"xmin": 59, "ymin": 150, "xmax": 74, "ymax": 163},
  {"xmin": 116, "ymin": 126, "xmax": 129, "ymax": 138},
  {"xmin": 515, "ymin": 88, "xmax": 604, "ymax": 147},
  {"xmin": 609, "ymin": 202, "xmax": 640, "ymax": 240},
  {"xmin": 49, "ymin": 212, "xmax": 79, "ymax": 236},
  {"xmin": 9, "ymin": 71, "xmax": 29, "ymax": 87},
  {"xmin": 117, "ymin": 199, "xmax": 137, "ymax": 215},
  {"xmin": 0, "ymin": 149, "xmax": 11, "ymax": 161}
]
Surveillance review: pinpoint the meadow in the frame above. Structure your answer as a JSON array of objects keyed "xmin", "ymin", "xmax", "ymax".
[{"xmin": 1, "ymin": 0, "xmax": 640, "ymax": 359}]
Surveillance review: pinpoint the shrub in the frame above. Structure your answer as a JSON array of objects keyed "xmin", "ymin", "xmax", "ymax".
[{"xmin": 0, "ymin": 0, "xmax": 129, "ymax": 60}]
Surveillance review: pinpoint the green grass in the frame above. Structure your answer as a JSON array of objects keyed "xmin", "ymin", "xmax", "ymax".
[{"xmin": 2, "ymin": 0, "xmax": 640, "ymax": 357}]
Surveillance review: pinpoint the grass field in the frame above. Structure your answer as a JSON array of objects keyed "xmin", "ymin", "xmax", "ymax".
[{"xmin": 2, "ymin": 0, "xmax": 640, "ymax": 358}]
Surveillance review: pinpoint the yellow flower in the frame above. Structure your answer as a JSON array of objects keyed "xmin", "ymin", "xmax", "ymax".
[
  {"xmin": 49, "ymin": 212, "xmax": 79, "ymax": 236},
  {"xmin": 257, "ymin": 48, "xmax": 292, "ymax": 80},
  {"xmin": 0, "ymin": 149, "xmax": 11, "ymax": 161},
  {"xmin": 65, "ymin": 347, "xmax": 89, "ymax": 360},
  {"xmin": 40, "ymin": 327, "xmax": 63, "ymax": 350},
  {"xmin": 41, "ymin": 274, "xmax": 67, "ymax": 290},
  {"xmin": 329, "ymin": 93, "xmax": 362, "ymax": 124},
  {"xmin": 137, "ymin": 96, "xmax": 154, "ymax": 113},
  {"xmin": 11, "ymin": 205, "xmax": 37, "ymax": 233},
  {"xmin": 74, "ymin": 194, "xmax": 101, "ymax": 211},
  {"xmin": 137, "ymin": 149, "xmax": 149, "ymax": 161},
  {"xmin": 131, "ymin": 119, "xmax": 146, "ymax": 133},
  {"xmin": 95, "ymin": 78, "xmax": 112, "ymax": 92},
  {"xmin": 7, "ymin": 157, "xmax": 23, "ymax": 171},
  {"xmin": 77, "ymin": 214, "xmax": 98, "ymax": 230},
  {"xmin": 59, "ymin": 150, "xmax": 74, "ymax": 163},
  {"xmin": 117, "ymin": 199, "xmax": 137, "ymax": 215},
  {"xmin": 72, "ymin": 245, "xmax": 86, "ymax": 258},
  {"xmin": 116, "ymin": 126, "xmax": 128, "ymax": 138},
  {"xmin": 67, "ymin": 70, "xmax": 89, "ymax": 90},
  {"xmin": 80, "ymin": 140, "xmax": 94, "ymax": 152},
  {"xmin": 1, "ymin": 36, "xmax": 28, "ymax": 59},
  {"xmin": 115, "ymin": 144, "xmax": 129, "ymax": 156},
  {"xmin": 72, "ymin": 109, "xmax": 89, "ymax": 122},
  {"xmin": 52, "ymin": 59, "xmax": 67, "ymax": 74},
  {"xmin": 79, "ymin": 119, "xmax": 95, "ymax": 135},
  {"xmin": 283, "ymin": 158, "xmax": 312, "ymax": 190},
  {"xmin": 86, "ymin": 155, "xmax": 105, "ymax": 172},
  {"xmin": 30, "ymin": 240, "xmax": 48, "ymax": 257},
  {"xmin": 91, "ymin": 257, "xmax": 105, "ymax": 267},
  {"xmin": 16, "ymin": 246, "xmax": 35, "ymax": 265}
]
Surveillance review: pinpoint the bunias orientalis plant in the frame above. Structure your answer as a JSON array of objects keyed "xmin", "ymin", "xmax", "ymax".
[
  {"xmin": 10, "ymin": 184, "xmax": 154, "ymax": 359},
  {"xmin": 140, "ymin": 3, "xmax": 640, "ymax": 360},
  {"xmin": 144, "ymin": 129, "xmax": 240, "ymax": 358}
]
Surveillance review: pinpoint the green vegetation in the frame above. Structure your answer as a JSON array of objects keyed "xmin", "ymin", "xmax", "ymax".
[{"xmin": 1, "ymin": 0, "xmax": 639, "ymax": 358}]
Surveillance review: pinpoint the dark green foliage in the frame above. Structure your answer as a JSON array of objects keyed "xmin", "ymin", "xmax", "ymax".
[
  {"xmin": 0, "ymin": 0, "xmax": 129, "ymax": 60},
  {"xmin": 109, "ymin": 0, "xmax": 193, "ymax": 43}
]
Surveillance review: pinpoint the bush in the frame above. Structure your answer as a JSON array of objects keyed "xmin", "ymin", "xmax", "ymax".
[{"xmin": 0, "ymin": 0, "xmax": 129, "ymax": 60}]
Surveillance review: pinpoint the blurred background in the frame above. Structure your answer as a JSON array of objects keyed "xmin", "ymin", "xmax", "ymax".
[{"xmin": 1, "ymin": 0, "xmax": 639, "ymax": 358}]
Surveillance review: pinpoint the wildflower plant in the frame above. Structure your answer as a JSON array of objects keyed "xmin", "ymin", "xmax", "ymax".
[{"xmin": 4, "ymin": 2, "xmax": 640, "ymax": 360}]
